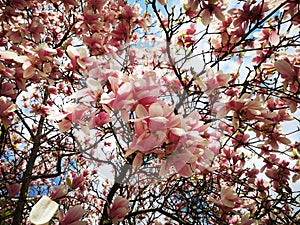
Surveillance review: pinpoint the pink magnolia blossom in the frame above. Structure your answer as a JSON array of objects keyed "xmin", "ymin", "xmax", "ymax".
[
  {"xmin": 6, "ymin": 183, "xmax": 21, "ymax": 197},
  {"xmin": 158, "ymin": 111, "xmax": 209, "ymax": 177},
  {"xmin": 206, "ymin": 69, "xmax": 230, "ymax": 93},
  {"xmin": 55, "ymin": 103, "xmax": 89, "ymax": 132},
  {"xmin": 33, "ymin": 43, "xmax": 57, "ymax": 61},
  {"xmin": 100, "ymin": 69, "xmax": 162, "ymax": 123},
  {"xmin": 88, "ymin": 111, "xmax": 110, "ymax": 128},
  {"xmin": 269, "ymin": 30, "xmax": 280, "ymax": 46},
  {"xmin": 216, "ymin": 94, "xmax": 267, "ymax": 129},
  {"xmin": 282, "ymin": 1, "xmax": 300, "ymax": 25},
  {"xmin": 27, "ymin": 17, "xmax": 45, "ymax": 42},
  {"xmin": 253, "ymin": 28, "xmax": 280, "ymax": 47},
  {"xmin": 129, "ymin": 102, "xmax": 172, "ymax": 153},
  {"xmin": 132, "ymin": 152, "xmax": 144, "ymax": 170},
  {"xmin": 181, "ymin": 0, "xmax": 199, "ymax": 18},
  {"xmin": 177, "ymin": 33, "xmax": 195, "ymax": 48},
  {"xmin": 71, "ymin": 174, "xmax": 85, "ymax": 189},
  {"xmin": 218, "ymin": 186, "xmax": 241, "ymax": 208},
  {"xmin": 66, "ymin": 46, "xmax": 93, "ymax": 70},
  {"xmin": 0, "ymin": 96, "xmax": 17, "ymax": 127},
  {"xmin": 50, "ymin": 185, "xmax": 68, "ymax": 200},
  {"xmin": 177, "ymin": 24, "xmax": 196, "ymax": 48},
  {"xmin": 57, "ymin": 118, "xmax": 72, "ymax": 133},
  {"xmin": 274, "ymin": 59, "xmax": 298, "ymax": 83},
  {"xmin": 107, "ymin": 196, "xmax": 130, "ymax": 224},
  {"xmin": 86, "ymin": 0, "xmax": 108, "ymax": 11},
  {"xmin": 110, "ymin": 71, "xmax": 160, "ymax": 113},
  {"xmin": 120, "ymin": 5, "xmax": 139, "ymax": 22},
  {"xmin": 201, "ymin": 0, "xmax": 226, "ymax": 26},
  {"xmin": 265, "ymin": 132, "xmax": 291, "ymax": 150},
  {"xmin": 229, "ymin": 1, "xmax": 269, "ymax": 28},
  {"xmin": 161, "ymin": 148, "xmax": 198, "ymax": 177},
  {"xmin": 111, "ymin": 21, "xmax": 131, "ymax": 45},
  {"xmin": 59, "ymin": 205, "xmax": 86, "ymax": 225},
  {"xmin": 0, "ymin": 82, "xmax": 17, "ymax": 99},
  {"xmin": 82, "ymin": 7, "xmax": 101, "ymax": 25}
]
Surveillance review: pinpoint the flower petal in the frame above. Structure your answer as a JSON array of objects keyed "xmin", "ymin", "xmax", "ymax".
[
  {"xmin": 274, "ymin": 60, "xmax": 295, "ymax": 76},
  {"xmin": 29, "ymin": 196, "xmax": 59, "ymax": 225},
  {"xmin": 62, "ymin": 205, "xmax": 85, "ymax": 224}
]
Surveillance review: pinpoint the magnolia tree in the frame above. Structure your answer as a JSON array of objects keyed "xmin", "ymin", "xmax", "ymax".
[{"xmin": 0, "ymin": 0, "xmax": 300, "ymax": 224}]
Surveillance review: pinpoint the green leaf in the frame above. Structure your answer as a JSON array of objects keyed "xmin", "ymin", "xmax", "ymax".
[
  {"xmin": 66, "ymin": 177, "xmax": 72, "ymax": 188},
  {"xmin": 1, "ymin": 210, "xmax": 13, "ymax": 218}
]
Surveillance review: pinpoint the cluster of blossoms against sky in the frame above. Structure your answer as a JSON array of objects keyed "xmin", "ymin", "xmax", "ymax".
[{"xmin": 0, "ymin": 0, "xmax": 299, "ymax": 224}]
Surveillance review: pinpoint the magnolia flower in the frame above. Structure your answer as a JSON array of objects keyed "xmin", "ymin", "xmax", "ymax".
[
  {"xmin": 71, "ymin": 174, "xmax": 85, "ymax": 189},
  {"xmin": 6, "ymin": 183, "xmax": 21, "ymax": 197},
  {"xmin": 66, "ymin": 46, "xmax": 92, "ymax": 70},
  {"xmin": 129, "ymin": 102, "xmax": 171, "ymax": 153},
  {"xmin": 164, "ymin": 149, "xmax": 197, "ymax": 177},
  {"xmin": 33, "ymin": 43, "xmax": 57, "ymax": 61},
  {"xmin": 0, "ymin": 49, "xmax": 28, "ymax": 63},
  {"xmin": 201, "ymin": 69, "xmax": 230, "ymax": 94},
  {"xmin": 107, "ymin": 196, "xmax": 130, "ymax": 224},
  {"xmin": 181, "ymin": 0, "xmax": 198, "ymax": 11},
  {"xmin": 59, "ymin": 205, "xmax": 86, "ymax": 225},
  {"xmin": 110, "ymin": 71, "xmax": 160, "ymax": 113},
  {"xmin": 274, "ymin": 59, "xmax": 298, "ymax": 83},
  {"xmin": 220, "ymin": 187, "xmax": 241, "ymax": 208},
  {"xmin": 1, "ymin": 82, "xmax": 17, "ymax": 99},
  {"xmin": 201, "ymin": 0, "xmax": 226, "ymax": 26},
  {"xmin": 181, "ymin": 0, "xmax": 199, "ymax": 17},
  {"xmin": 88, "ymin": 111, "xmax": 110, "ymax": 128},
  {"xmin": 50, "ymin": 185, "xmax": 68, "ymax": 200},
  {"xmin": 29, "ymin": 195, "xmax": 59, "ymax": 225},
  {"xmin": 57, "ymin": 118, "xmax": 72, "ymax": 133},
  {"xmin": 132, "ymin": 152, "xmax": 144, "ymax": 170},
  {"xmin": 0, "ymin": 96, "xmax": 17, "ymax": 127},
  {"xmin": 209, "ymin": 186, "xmax": 242, "ymax": 210},
  {"xmin": 53, "ymin": 103, "xmax": 89, "ymax": 132}
]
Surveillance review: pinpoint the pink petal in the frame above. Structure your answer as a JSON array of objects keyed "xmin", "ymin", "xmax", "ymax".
[
  {"xmin": 66, "ymin": 46, "xmax": 79, "ymax": 61},
  {"xmin": 23, "ymin": 66, "xmax": 36, "ymax": 79},
  {"xmin": 169, "ymin": 127, "xmax": 186, "ymax": 136},
  {"xmin": 157, "ymin": 0, "xmax": 166, "ymax": 5},
  {"xmin": 274, "ymin": 60, "xmax": 295, "ymax": 76},
  {"xmin": 6, "ymin": 183, "xmax": 20, "ymax": 197},
  {"xmin": 50, "ymin": 185, "xmax": 68, "ymax": 199},
  {"xmin": 71, "ymin": 175, "xmax": 85, "ymax": 189},
  {"xmin": 149, "ymin": 117, "xmax": 168, "ymax": 132},
  {"xmin": 213, "ymin": 8, "xmax": 225, "ymax": 21},
  {"xmin": 133, "ymin": 153, "xmax": 143, "ymax": 170},
  {"xmin": 58, "ymin": 119, "xmax": 72, "ymax": 133},
  {"xmin": 0, "ymin": 50, "xmax": 28, "ymax": 63},
  {"xmin": 137, "ymin": 132, "xmax": 166, "ymax": 152},
  {"xmin": 201, "ymin": 9, "xmax": 212, "ymax": 26},
  {"xmin": 175, "ymin": 163, "xmax": 193, "ymax": 177},
  {"xmin": 62, "ymin": 205, "xmax": 85, "ymax": 224},
  {"xmin": 159, "ymin": 161, "xmax": 170, "ymax": 176},
  {"xmin": 135, "ymin": 104, "xmax": 148, "ymax": 118},
  {"xmin": 269, "ymin": 30, "xmax": 280, "ymax": 46},
  {"xmin": 278, "ymin": 136, "xmax": 291, "ymax": 145},
  {"xmin": 149, "ymin": 103, "xmax": 163, "ymax": 117}
]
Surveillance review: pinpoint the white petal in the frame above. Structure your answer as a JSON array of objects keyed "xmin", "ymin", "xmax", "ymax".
[{"xmin": 29, "ymin": 196, "xmax": 59, "ymax": 225}]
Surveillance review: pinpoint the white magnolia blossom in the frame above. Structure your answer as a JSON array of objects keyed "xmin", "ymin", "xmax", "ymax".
[{"xmin": 29, "ymin": 195, "xmax": 59, "ymax": 225}]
